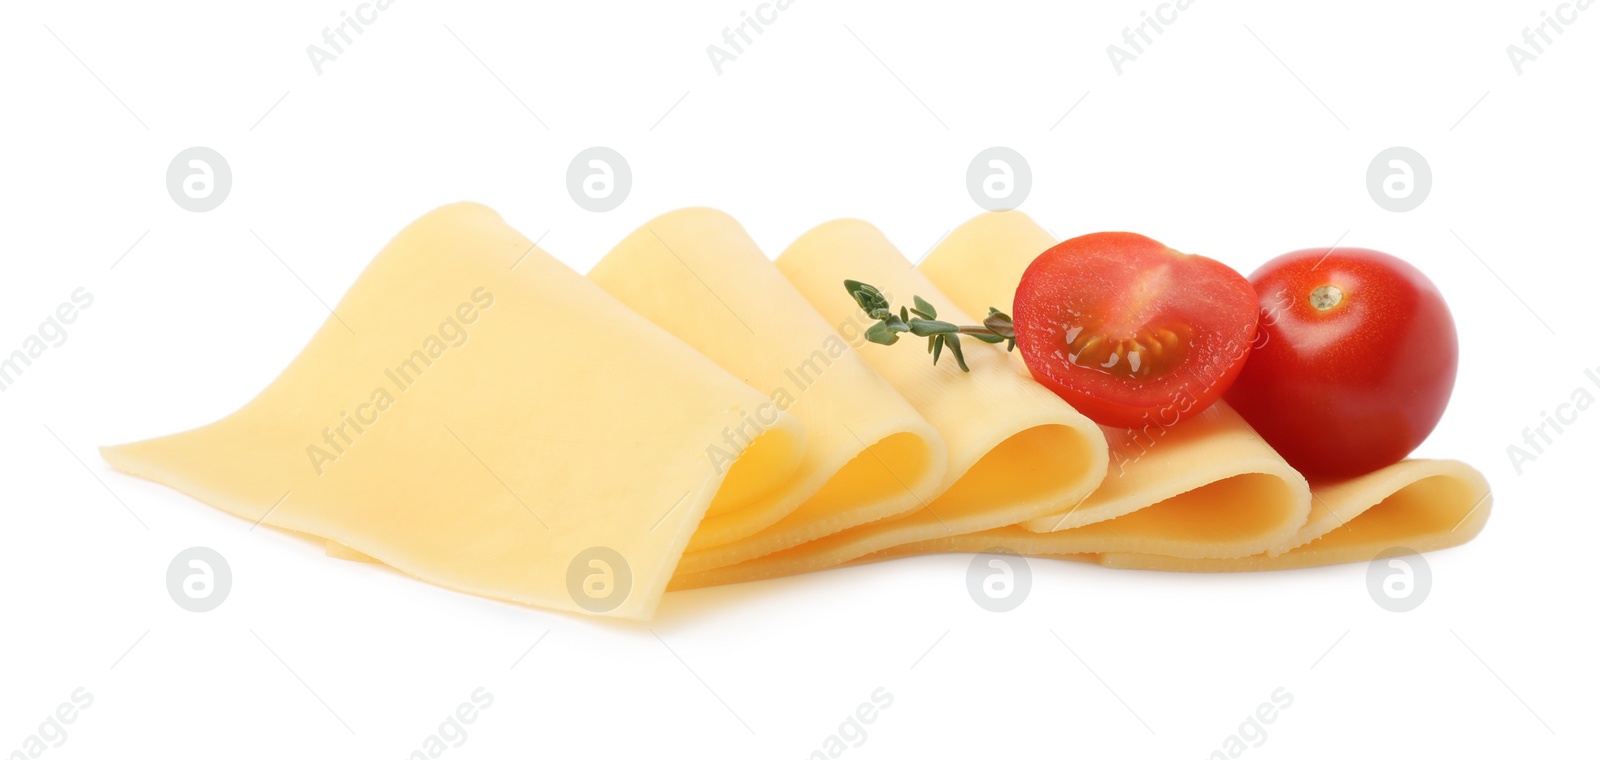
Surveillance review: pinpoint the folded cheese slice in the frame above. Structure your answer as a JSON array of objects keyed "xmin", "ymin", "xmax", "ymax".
[
  {"xmin": 101, "ymin": 202, "xmax": 805, "ymax": 619},
  {"xmin": 670, "ymin": 219, "xmax": 1109, "ymax": 589},
  {"xmin": 588, "ymin": 209, "xmax": 947, "ymax": 573},
  {"xmin": 856, "ymin": 402, "xmax": 1312, "ymax": 559},
  {"xmin": 857, "ymin": 459, "xmax": 1490, "ymax": 571},
  {"xmin": 1096, "ymin": 458, "xmax": 1490, "ymax": 570},
  {"xmin": 913, "ymin": 210, "xmax": 1490, "ymax": 569}
]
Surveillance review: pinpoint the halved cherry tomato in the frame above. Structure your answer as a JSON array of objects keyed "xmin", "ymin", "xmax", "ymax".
[
  {"xmin": 1013, "ymin": 232, "xmax": 1258, "ymax": 428},
  {"xmin": 1224, "ymin": 248, "xmax": 1457, "ymax": 480}
]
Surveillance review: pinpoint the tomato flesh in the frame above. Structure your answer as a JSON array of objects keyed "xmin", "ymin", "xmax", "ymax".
[
  {"xmin": 1224, "ymin": 248, "xmax": 1457, "ymax": 480},
  {"xmin": 1013, "ymin": 232, "xmax": 1258, "ymax": 428}
]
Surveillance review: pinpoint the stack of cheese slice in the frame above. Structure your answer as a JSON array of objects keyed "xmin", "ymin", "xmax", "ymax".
[
  {"xmin": 594, "ymin": 210, "xmax": 1109, "ymax": 590},
  {"xmin": 100, "ymin": 203, "xmax": 1491, "ymax": 619}
]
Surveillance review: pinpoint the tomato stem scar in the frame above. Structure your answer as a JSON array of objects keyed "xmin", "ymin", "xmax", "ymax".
[{"xmin": 1309, "ymin": 284, "xmax": 1344, "ymax": 311}]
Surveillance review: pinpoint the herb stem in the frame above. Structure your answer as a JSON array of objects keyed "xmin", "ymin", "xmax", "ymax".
[{"xmin": 843, "ymin": 279, "xmax": 1016, "ymax": 372}]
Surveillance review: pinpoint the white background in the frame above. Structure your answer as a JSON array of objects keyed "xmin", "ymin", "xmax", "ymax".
[{"xmin": 2, "ymin": 0, "xmax": 1595, "ymax": 757}]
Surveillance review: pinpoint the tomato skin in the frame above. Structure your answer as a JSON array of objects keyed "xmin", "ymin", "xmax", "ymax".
[
  {"xmin": 1224, "ymin": 248, "xmax": 1458, "ymax": 480},
  {"xmin": 1013, "ymin": 232, "xmax": 1258, "ymax": 429}
]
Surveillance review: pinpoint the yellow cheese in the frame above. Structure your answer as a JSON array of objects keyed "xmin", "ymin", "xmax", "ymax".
[
  {"xmin": 100, "ymin": 203, "xmax": 805, "ymax": 619},
  {"xmin": 670, "ymin": 219, "xmax": 1108, "ymax": 589},
  {"xmin": 857, "ymin": 459, "xmax": 1490, "ymax": 571},
  {"xmin": 912, "ymin": 210, "xmax": 1490, "ymax": 569},
  {"xmin": 1095, "ymin": 459, "xmax": 1491, "ymax": 570},
  {"xmin": 587, "ymin": 209, "xmax": 947, "ymax": 573},
  {"xmin": 856, "ymin": 402, "xmax": 1311, "ymax": 559}
]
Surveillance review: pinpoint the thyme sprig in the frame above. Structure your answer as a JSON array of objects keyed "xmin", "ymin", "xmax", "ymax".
[{"xmin": 844, "ymin": 279, "xmax": 1015, "ymax": 372}]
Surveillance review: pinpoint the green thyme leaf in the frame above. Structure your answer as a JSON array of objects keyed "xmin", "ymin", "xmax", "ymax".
[
  {"xmin": 945, "ymin": 333, "xmax": 969, "ymax": 371},
  {"xmin": 844, "ymin": 278, "xmax": 1013, "ymax": 373},
  {"xmin": 908, "ymin": 318, "xmax": 959, "ymax": 337},
  {"xmin": 864, "ymin": 321, "xmax": 900, "ymax": 345},
  {"xmin": 983, "ymin": 310, "xmax": 1015, "ymax": 339},
  {"xmin": 845, "ymin": 280, "xmax": 890, "ymax": 313}
]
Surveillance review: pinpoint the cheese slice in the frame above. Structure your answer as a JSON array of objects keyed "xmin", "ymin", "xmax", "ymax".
[
  {"xmin": 1096, "ymin": 459, "xmax": 1490, "ymax": 570},
  {"xmin": 587, "ymin": 209, "xmax": 947, "ymax": 573},
  {"xmin": 856, "ymin": 402, "xmax": 1311, "ymax": 559},
  {"xmin": 857, "ymin": 459, "xmax": 1490, "ymax": 571},
  {"xmin": 670, "ymin": 219, "xmax": 1108, "ymax": 589},
  {"xmin": 100, "ymin": 202, "xmax": 805, "ymax": 619},
  {"xmin": 913, "ymin": 210, "xmax": 1490, "ymax": 569}
]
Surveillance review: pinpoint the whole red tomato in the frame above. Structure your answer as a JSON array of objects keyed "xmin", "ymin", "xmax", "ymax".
[{"xmin": 1225, "ymin": 248, "xmax": 1457, "ymax": 480}]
